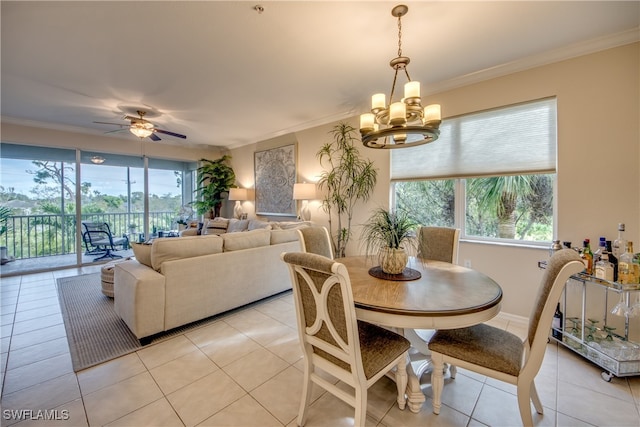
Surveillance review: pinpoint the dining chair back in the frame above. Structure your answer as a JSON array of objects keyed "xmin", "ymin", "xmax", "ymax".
[
  {"xmin": 297, "ymin": 226, "xmax": 334, "ymax": 259},
  {"xmin": 428, "ymin": 249, "xmax": 584, "ymax": 426},
  {"xmin": 281, "ymin": 251, "xmax": 410, "ymax": 426},
  {"xmin": 417, "ymin": 226, "xmax": 460, "ymax": 264}
]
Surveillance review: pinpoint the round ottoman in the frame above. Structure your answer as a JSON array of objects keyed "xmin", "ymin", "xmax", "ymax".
[{"xmin": 100, "ymin": 258, "xmax": 131, "ymax": 297}]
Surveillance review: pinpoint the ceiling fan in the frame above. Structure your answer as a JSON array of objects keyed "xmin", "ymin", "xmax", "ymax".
[{"xmin": 94, "ymin": 110, "xmax": 187, "ymax": 141}]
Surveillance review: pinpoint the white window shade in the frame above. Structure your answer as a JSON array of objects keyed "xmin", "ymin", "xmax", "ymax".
[{"xmin": 391, "ymin": 98, "xmax": 557, "ymax": 180}]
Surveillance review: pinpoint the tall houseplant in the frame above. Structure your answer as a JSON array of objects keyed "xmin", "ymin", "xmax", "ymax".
[
  {"xmin": 361, "ymin": 208, "xmax": 418, "ymax": 274},
  {"xmin": 317, "ymin": 123, "xmax": 377, "ymax": 258},
  {"xmin": 192, "ymin": 155, "xmax": 236, "ymax": 219}
]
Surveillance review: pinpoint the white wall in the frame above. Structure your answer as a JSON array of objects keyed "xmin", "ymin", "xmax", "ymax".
[
  {"xmin": 2, "ymin": 44, "xmax": 637, "ymax": 317},
  {"xmin": 229, "ymin": 43, "xmax": 640, "ymax": 317}
]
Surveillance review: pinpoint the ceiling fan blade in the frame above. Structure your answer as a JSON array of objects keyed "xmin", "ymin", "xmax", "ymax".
[
  {"xmin": 149, "ymin": 133, "xmax": 162, "ymax": 142},
  {"xmin": 104, "ymin": 128, "xmax": 129, "ymax": 134},
  {"xmin": 93, "ymin": 121, "xmax": 128, "ymax": 127},
  {"xmin": 154, "ymin": 128, "xmax": 187, "ymax": 139}
]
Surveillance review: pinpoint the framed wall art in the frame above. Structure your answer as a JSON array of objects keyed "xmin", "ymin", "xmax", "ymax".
[{"xmin": 254, "ymin": 144, "xmax": 296, "ymax": 216}]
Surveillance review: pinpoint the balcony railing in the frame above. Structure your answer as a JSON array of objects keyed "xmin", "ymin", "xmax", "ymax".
[{"xmin": 1, "ymin": 211, "xmax": 177, "ymax": 260}]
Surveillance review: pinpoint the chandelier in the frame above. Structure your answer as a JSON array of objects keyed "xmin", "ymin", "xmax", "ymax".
[{"xmin": 360, "ymin": 4, "xmax": 442, "ymax": 149}]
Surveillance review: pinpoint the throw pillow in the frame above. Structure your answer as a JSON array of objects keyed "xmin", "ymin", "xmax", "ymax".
[
  {"xmin": 202, "ymin": 217, "xmax": 229, "ymax": 235},
  {"xmin": 227, "ymin": 218, "xmax": 249, "ymax": 233},
  {"xmin": 131, "ymin": 242, "xmax": 153, "ymax": 268}
]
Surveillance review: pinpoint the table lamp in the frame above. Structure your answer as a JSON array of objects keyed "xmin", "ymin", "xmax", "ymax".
[
  {"xmin": 293, "ymin": 183, "xmax": 316, "ymax": 221},
  {"xmin": 228, "ymin": 188, "xmax": 248, "ymax": 219}
]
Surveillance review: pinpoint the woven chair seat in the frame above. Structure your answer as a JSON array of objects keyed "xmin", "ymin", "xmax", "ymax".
[{"xmin": 428, "ymin": 323, "xmax": 524, "ymax": 376}]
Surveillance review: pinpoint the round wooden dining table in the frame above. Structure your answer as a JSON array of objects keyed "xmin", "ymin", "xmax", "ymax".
[{"xmin": 336, "ymin": 255, "xmax": 503, "ymax": 412}]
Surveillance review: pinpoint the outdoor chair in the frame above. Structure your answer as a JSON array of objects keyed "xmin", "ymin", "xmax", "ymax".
[
  {"xmin": 81, "ymin": 221, "xmax": 129, "ymax": 261},
  {"xmin": 281, "ymin": 251, "xmax": 410, "ymax": 426},
  {"xmin": 297, "ymin": 226, "xmax": 334, "ymax": 259},
  {"xmin": 428, "ymin": 249, "xmax": 584, "ymax": 426}
]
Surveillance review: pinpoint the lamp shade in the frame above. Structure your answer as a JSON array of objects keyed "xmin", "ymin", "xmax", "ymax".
[
  {"xmin": 293, "ymin": 183, "xmax": 316, "ymax": 200},
  {"xmin": 228, "ymin": 188, "xmax": 248, "ymax": 201}
]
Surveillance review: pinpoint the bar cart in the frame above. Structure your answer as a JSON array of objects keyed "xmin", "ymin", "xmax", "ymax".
[{"xmin": 541, "ymin": 263, "xmax": 640, "ymax": 381}]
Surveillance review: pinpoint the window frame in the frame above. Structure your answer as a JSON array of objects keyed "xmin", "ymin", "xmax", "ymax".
[{"xmin": 392, "ymin": 174, "xmax": 556, "ymax": 248}]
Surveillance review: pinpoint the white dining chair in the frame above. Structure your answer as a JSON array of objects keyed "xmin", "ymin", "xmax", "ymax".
[
  {"xmin": 281, "ymin": 251, "xmax": 410, "ymax": 427},
  {"xmin": 428, "ymin": 249, "xmax": 584, "ymax": 426},
  {"xmin": 416, "ymin": 226, "xmax": 460, "ymax": 264},
  {"xmin": 297, "ymin": 226, "xmax": 334, "ymax": 259}
]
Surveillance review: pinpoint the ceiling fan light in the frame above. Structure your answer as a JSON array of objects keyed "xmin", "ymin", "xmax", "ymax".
[{"xmin": 130, "ymin": 123, "xmax": 154, "ymax": 138}]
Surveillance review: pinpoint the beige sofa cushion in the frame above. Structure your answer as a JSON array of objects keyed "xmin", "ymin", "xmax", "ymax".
[
  {"xmin": 270, "ymin": 225, "xmax": 307, "ymax": 245},
  {"xmin": 270, "ymin": 220, "xmax": 313, "ymax": 230},
  {"xmin": 151, "ymin": 234, "xmax": 223, "ymax": 271},
  {"xmin": 248, "ymin": 219, "xmax": 272, "ymax": 231},
  {"xmin": 222, "ymin": 229, "xmax": 270, "ymax": 251},
  {"xmin": 130, "ymin": 242, "xmax": 153, "ymax": 268},
  {"xmin": 227, "ymin": 219, "xmax": 249, "ymax": 233}
]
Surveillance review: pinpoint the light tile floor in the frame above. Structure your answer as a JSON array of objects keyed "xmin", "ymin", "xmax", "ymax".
[{"xmin": 1, "ymin": 266, "xmax": 639, "ymax": 427}]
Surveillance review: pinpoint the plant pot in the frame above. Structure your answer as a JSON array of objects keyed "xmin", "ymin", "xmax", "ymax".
[
  {"xmin": 379, "ymin": 247, "xmax": 408, "ymax": 275},
  {"xmin": 0, "ymin": 246, "xmax": 15, "ymax": 265}
]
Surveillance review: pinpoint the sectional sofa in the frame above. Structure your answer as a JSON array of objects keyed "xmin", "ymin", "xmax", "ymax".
[{"xmin": 114, "ymin": 224, "xmax": 305, "ymax": 342}]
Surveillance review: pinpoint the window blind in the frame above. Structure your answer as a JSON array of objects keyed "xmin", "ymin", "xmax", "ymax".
[{"xmin": 391, "ymin": 98, "xmax": 557, "ymax": 180}]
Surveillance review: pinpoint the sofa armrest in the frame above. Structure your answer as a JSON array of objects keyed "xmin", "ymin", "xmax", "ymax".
[{"xmin": 114, "ymin": 260, "xmax": 166, "ymax": 340}]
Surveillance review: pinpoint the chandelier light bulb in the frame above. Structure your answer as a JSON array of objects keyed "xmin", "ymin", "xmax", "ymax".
[
  {"xmin": 372, "ymin": 93, "xmax": 386, "ymax": 111},
  {"xmin": 404, "ymin": 81, "xmax": 420, "ymax": 99},
  {"xmin": 389, "ymin": 102, "xmax": 407, "ymax": 126}
]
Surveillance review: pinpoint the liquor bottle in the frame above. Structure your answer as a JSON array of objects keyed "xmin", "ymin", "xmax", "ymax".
[
  {"xmin": 613, "ymin": 223, "xmax": 628, "ymax": 259},
  {"xmin": 552, "ymin": 303, "xmax": 563, "ymax": 340},
  {"xmin": 606, "ymin": 240, "xmax": 619, "ymax": 282},
  {"xmin": 581, "ymin": 239, "xmax": 594, "ymax": 275},
  {"xmin": 618, "ymin": 241, "xmax": 638, "ymax": 284},
  {"xmin": 595, "ymin": 252, "xmax": 615, "ymax": 282},
  {"xmin": 593, "ymin": 237, "xmax": 607, "ymax": 263}
]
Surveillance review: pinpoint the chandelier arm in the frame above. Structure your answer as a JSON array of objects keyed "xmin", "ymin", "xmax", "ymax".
[
  {"xmin": 404, "ymin": 67, "xmax": 412, "ymax": 83},
  {"xmin": 389, "ymin": 68, "xmax": 401, "ymax": 105}
]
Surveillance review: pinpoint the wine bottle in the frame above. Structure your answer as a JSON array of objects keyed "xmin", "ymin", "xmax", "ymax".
[
  {"xmin": 552, "ymin": 303, "xmax": 563, "ymax": 340},
  {"xmin": 606, "ymin": 240, "xmax": 619, "ymax": 281}
]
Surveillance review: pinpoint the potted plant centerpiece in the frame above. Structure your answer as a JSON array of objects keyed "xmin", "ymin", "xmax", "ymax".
[{"xmin": 361, "ymin": 208, "xmax": 418, "ymax": 275}]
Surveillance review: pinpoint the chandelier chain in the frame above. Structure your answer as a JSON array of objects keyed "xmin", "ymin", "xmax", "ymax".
[{"xmin": 397, "ymin": 14, "xmax": 403, "ymax": 58}]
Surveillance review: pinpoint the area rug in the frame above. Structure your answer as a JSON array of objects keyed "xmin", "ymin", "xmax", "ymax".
[
  {"xmin": 57, "ymin": 274, "xmax": 290, "ymax": 372},
  {"xmin": 56, "ymin": 274, "xmax": 219, "ymax": 372}
]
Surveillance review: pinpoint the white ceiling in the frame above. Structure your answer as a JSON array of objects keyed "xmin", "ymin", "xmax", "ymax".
[{"xmin": 1, "ymin": 1, "xmax": 638, "ymax": 149}]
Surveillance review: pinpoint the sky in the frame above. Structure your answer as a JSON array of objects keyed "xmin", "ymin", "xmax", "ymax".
[{"xmin": 0, "ymin": 158, "xmax": 182, "ymax": 198}]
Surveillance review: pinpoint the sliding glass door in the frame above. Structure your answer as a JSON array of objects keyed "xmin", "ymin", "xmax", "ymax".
[{"xmin": 0, "ymin": 143, "xmax": 196, "ymax": 275}]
